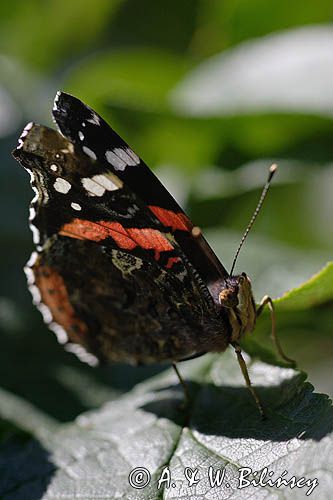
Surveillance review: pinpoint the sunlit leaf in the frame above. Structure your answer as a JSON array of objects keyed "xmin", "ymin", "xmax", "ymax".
[
  {"xmin": 172, "ymin": 25, "xmax": 333, "ymax": 118},
  {"xmin": 0, "ymin": 353, "xmax": 331, "ymax": 499},
  {"xmin": 276, "ymin": 262, "xmax": 333, "ymax": 310}
]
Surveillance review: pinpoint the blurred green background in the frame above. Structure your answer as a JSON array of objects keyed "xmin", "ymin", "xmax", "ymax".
[{"xmin": 0, "ymin": 0, "xmax": 332, "ymax": 422}]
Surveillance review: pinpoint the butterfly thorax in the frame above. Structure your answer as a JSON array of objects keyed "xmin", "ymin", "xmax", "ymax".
[{"xmin": 218, "ymin": 272, "xmax": 256, "ymax": 343}]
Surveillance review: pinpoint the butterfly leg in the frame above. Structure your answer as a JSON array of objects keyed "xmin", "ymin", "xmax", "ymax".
[
  {"xmin": 232, "ymin": 342, "xmax": 266, "ymax": 419},
  {"xmin": 257, "ymin": 295, "xmax": 295, "ymax": 365},
  {"xmin": 172, "ymin": 362, "xmax": 190, "ymax": 405}
]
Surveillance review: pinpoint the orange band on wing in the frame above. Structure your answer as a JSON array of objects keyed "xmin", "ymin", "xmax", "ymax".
[
  {"xmin": 59, "ymin": 218, "xmax": 174, "ymax": 258},
  {"xmin": 34, "ymin": 264, "xmax": 88, "ymax": 345},
  {"xmin": 148, "ymin": 206, "xmax": 192, "ymax": 232},
  {"xmin": 59, "ymin": 219, "xmax": 129, "ymax": 244}
]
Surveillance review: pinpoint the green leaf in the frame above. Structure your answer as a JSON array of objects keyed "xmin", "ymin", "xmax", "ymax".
[
  {"xmin": 241, "ymin": 262, "xmax": 333, "ymax": 373},
  {"xmin": 195, "ymin": 0, "xmax": 333, "ymax": 55},
  {"xmin": 275, "ymin": 262, "xmax": 333, "ymax": 310},
  {"xmin": 66, "ymin": 49, "xmax": 192, "ymax": 112},
  {"xmin": 0, "ymin": 352, "xmax": 332, "ymax": 498},
  {"xmin": 1, "ymin": 0, "xmax": 123, "ymax": 70}
]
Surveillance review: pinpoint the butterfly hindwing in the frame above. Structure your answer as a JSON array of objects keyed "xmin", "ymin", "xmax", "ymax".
[{"xmin": 26, "ymin": 236, "xmax": 229, "ymax": 365}]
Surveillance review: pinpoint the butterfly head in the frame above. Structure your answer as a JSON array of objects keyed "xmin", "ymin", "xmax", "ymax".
[{"xmin": 218, "ymin": 272, "xmax": 256, "ymax": 342}]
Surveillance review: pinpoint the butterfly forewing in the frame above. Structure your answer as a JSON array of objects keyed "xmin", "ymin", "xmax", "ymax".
[{"xmin": 53, "ymin": 92, "xmax": 229, "ymax": 298}]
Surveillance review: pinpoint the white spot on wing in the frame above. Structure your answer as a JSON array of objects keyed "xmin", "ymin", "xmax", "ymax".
[
  {"xmin": 81, "ymin": 173, "xmax": 122, "ymax": 197},
  {"xmin": 105, "ymin": 148, "xmax": 140, "ymax": 170},
  {"xmin": 29, "ymin": 207, "xmax": 36, "ymax": 220},
  {"xmin": 28, "ymin": 284, "xmax": 42, "ymax": 304},
  {"xmin": 17, "ymin": 121, "xmax": 34, "ymax": 148},
  {"xmin": 50, "ymin": 164, "xmax": 58, "ymax": 171},
  {"xmin": 29, "ymin": 223, "xmax": 40, "ymax": 244},
  {"xmin": 105, "ymin": 150, "xmax": 127, "ymax": 170},
  {"xmin": 81, "ymin": 177, "xmax": 105, "ymax": 197},
  {"xmin": 82, "ymin": 146, "xmax": 97, "ymax": 160},
  {"xmin": 54, "ymin": 177, "xmax": 72, "ymax": 194},
  {"xmin": 19, "ymin": 122, "xmax": 34, "ymax": 141},
  {"xmin": 26, "ymin": 167, "xmax": 49, "ymax": 203},
  {"xmin": 26, "ymin": 169, "xmax": 40, "ymax": 203},
  {"xmin": 38, "ymin": 303, "xmax": 53, "ymax": 324},
  {"xmin": 65, "ymin": 343, "xmax": 99, "ymax": 366},
  {"xmin": 78, "ymin": 131, "xmax": 84, "ymax": 141},
  {"xmin": 71, "ymin": 202, "xmax": 82, "ymax": 211},
  {"xmin": 92, "ymin": 174, "xmax": 120, "ymax": 191},
  {"xmin": 24, "ymin": 121, "xmax": 34, "ymax": 131},
  {"xmin": 126, "ymin": 148, "xmax": 140, "ymax": 165},
  {"xmin": 24, "ymin": 266, "xmax": 35, "ymax": 285},
  {"xmin": 53, "ymin": 91, "xmax": 61, "ymax": 110},
  {"xmin": 115, "ymin": 148, "xmax": 133, "ymax": 166},
  {"xmin": 26, "ymin": 251, "xmax": 38, "ymax": 268},
  {"xmin": 118, "ymin": 148, "xmax": 139, "ymax": 166},
  {"xmin": 31, "ymin": 186, "xmax": 39, "ymax": 203},
  {"xmin": 86, "ymin": 112, "xmax": 100, "ymax": 125},
  {"xmin": 49, "ymin": 322, "xmax": 68, "ymax": 344}
]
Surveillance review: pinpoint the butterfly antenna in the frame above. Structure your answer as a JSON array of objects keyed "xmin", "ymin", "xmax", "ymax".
[{"xmin": 229, "ymin": 163, "xmax": 278, "ymax": 276}]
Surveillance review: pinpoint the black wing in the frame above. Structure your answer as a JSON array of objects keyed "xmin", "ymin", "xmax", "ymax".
[{"xmin": 52, "ymin": 91, "xmax": 229, "ymax": 301}]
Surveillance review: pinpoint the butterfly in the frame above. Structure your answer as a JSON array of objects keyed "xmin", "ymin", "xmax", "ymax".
[{"xmin": 13, "ymin": 92, "xmax": 294, "ymax": 417}]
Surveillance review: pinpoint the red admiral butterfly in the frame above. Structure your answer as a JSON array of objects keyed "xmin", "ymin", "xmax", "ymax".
[{"xmin": 13, "ymin": 92, "xmax": 294, "ymax": 417}]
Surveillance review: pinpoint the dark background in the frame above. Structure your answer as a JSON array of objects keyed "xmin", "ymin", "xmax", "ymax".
[{"xmin": 0, "ymin": 0, "xmax": 332, "ymax": 422}]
